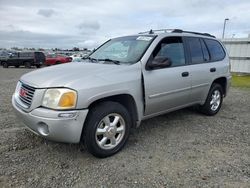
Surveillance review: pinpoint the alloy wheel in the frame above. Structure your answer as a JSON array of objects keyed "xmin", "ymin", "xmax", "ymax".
[{"xmin": 95, "ymin": 113, "xmax": 126, "ymax": 150}]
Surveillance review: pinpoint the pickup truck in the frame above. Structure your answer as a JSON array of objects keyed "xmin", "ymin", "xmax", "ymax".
[
  {"xmin": 12, "ymin": 29, "xmax": 231, "ymax": 158},
  {"xmin": 1, "ymin": 51, "xmax": 45, "ymax": 68}
]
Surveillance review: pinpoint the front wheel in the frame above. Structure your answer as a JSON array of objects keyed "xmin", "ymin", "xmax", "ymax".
[
  {"xmin": 2, "ymin": 62, "xmax": 8, "ymax": 68},
  {"xmin": 82, "ymin": 102, "xmax": 131, "ymax": 158},
  {"xmin": 198, "ymin": 83, "xmax": 223, "ymax": 116}
]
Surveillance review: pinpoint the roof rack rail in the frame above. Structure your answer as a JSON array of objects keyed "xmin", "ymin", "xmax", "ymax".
[
  {"xmin": 175, "ymin": 30, "xmax": 216, "ymax": 38},
  {"xmin": 138, "ymin": 29, "xmax": 215, "ymax": 38},
  {"xmin": 138, "ymin": 29, "xmax": 176, "ymax": 34}
]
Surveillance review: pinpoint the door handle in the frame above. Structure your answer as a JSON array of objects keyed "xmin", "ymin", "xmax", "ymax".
[
  {"xmin": 210, "ymin": 67, "xmax": 216, "ymax": 72},
  {"xmin": 182, "ymin": 72, "xmax": 189, "ymax": 77}
]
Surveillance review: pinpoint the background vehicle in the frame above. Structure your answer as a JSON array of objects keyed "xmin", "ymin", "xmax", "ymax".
[
  {"xmin": 12, "ymin": 29, "xmax": 231, "ymax": 158},
  {"xmin": 70, "ymin": 53, "xmax": 90, "ymax": 62},
  {"xmin": 0, "ymin": 51, "xmax": 11, "ymax": 65},
  {"xmin": 45, "ymin": 54, "xmax": 72, "ymax": 66},
  {"xmin": 1, "ymin": 51, "xmax": 45, "ymax": 68}
]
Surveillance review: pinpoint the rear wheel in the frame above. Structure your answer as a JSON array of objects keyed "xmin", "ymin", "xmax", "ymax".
[
  {"xmin": 36, "ymin": 65, "xmax": 41, "ymax": 68},
  {"xmin": 2, "ymin": 62, "xmax": 8, "ymax": 68},
  {"xmin": 24, "ymin": 61, "xmax": 31, "ymax": 68},
  {"xmin": 83, "ymin": 101, "xmax": 131, "ymax": 158},
  {"xmin": 198, "ymin": 83, "xmax": 223, "ymax": 116},
  {"xmin": 15, "ymin": 65, "xmax": 19, "ymax": 68}
]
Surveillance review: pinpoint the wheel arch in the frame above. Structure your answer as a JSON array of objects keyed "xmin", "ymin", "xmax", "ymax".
[
  {"xmin": 211, "ymin": 77, "xmax": 227, "ymax": 96},
  {"xmin": 1, "ymin": 61, "xmax": 8, "ymax": 67},
  {"xmin": 87, "ymin": 94, "xmax": 139, "ymax": 128}
]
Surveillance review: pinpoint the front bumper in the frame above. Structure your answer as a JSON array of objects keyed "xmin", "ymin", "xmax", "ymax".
[{"xmin": 12, "ymin": 95, "xmax": 88, "ymax": 143}]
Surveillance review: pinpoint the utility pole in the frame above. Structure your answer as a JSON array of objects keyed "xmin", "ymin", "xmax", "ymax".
[{"xmin": 222, "ymin": 18, "xmax": 229, "ymax": 39}]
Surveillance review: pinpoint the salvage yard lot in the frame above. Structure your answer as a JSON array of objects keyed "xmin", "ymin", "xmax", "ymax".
[{"xmin": 0, "ymin": 67, "xmax": 249, "ymax": 187}]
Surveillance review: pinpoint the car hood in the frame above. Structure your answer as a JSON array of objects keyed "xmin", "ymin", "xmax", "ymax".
[{"xmin": 20, "ymin": 62, "xmax": 140, "ymax": 89}]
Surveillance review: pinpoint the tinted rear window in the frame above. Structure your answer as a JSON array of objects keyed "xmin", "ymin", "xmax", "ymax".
[
  {"xmin": 186, "ymin": 37, "xmax": 204, "ymax": 64},
  {"xmin": 35, "ymin": 52, "xmax": 45, "ymax": 61},
  {"xmin": 204, "ymin": 39, "xmax": 225, "ymax": 61}
]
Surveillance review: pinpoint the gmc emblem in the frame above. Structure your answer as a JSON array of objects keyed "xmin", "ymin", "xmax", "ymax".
[{"xmin": 19, "ymin": 88, "xmax": 28, "ymax": 97}]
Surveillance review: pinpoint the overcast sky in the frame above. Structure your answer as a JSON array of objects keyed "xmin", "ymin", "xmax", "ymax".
[{"xmin": 0, "ymin": 0, "xmax": 250, "ymax": 49}]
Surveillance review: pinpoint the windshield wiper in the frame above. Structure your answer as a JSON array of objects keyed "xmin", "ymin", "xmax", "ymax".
[
  {"xmin": 82, "ymin": 56, "xmax": 98, "ymax": 62},
  {"xmin": 97, "ymin": 58, "xmax": 121, "ymax": 65},
  {"xmin": 82, "ymin": 57, "xmax": 120, "ymax": 65}
]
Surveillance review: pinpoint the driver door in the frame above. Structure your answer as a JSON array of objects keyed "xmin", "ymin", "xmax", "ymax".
[{"xmin": 142, "ymin": 37, "xmax": 192, "ymax": 116}]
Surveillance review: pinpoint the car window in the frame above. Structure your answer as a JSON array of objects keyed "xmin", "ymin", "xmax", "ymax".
[
  {"xmin": 186, "ymin": 37, "xmax": 204, "ymax": 64},
  {"xmin": 98, "ymin": 41, "xmax": 130, "ymax": 59},
  {"xmin": 152, "ymin": 37, "xmax": 185, "ymax": 67},
  {"xmin": 10, "ymin": 52, "xmax": 18, "ymax": 58},
  {"xmin": 35, "ymin": 52, "xmax": 45, "ymax": 60},
  {"xmin": 89, "ymin": 35, "xmax": 155, "ymax": 64},
  {"xmin": 47, "ymin": 54, "xmax": 56, "ymax": 58},
  {"xmin": 204, "ymin": 39, "xmax": 225, "ymax": 61}
]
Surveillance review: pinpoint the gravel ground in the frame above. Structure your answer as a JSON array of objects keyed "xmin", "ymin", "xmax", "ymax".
[{"xmin": 0, "ymin": 67, "xmax": 249, "ymax": 188}]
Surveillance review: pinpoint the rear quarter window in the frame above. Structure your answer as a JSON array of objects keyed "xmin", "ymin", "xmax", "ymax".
[{"xmin": 204, "ymin": 39, "xmax": 225, "ymax": 61}]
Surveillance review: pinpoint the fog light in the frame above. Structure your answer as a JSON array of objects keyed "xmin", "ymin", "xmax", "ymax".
[
  {"xmin": 37, "ymin": 122, "xmax": 49, "ymax": 136},
  {"xmin": 58, "ymin": 112, "xmax": 77, "ymax": 118}
]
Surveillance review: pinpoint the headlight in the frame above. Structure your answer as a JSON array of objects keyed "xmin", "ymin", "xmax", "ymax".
[
  {"xmin": 14, "ymin": 81, "xmax": 22, "ymax": 97},
  {"xmin": 42, "ymin": 88, "xmax": 77, "ymax": 110}
]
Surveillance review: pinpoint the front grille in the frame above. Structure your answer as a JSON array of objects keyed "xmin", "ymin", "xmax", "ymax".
[{"xmin": 18, "ymin": 83, "xmax": 36, "ymax": 108}]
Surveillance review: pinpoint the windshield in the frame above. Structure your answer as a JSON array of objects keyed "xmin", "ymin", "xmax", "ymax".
[{"xmin": 89, "ymin": 35, "xmax": 155, "ymax": 64}]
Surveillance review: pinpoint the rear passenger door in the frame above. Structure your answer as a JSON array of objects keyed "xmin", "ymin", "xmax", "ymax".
[
  {"xmin": 184, "ymin": 37, "xmax": 225, "ymax": 103},
  {"xmin": 143, "ymin": 37, "xmax": 192, "ymax": 116}
]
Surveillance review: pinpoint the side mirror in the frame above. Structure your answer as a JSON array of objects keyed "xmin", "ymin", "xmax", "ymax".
[{"xmin": 147, "ymin": 56, "xmax": 172, "ymax": 70}]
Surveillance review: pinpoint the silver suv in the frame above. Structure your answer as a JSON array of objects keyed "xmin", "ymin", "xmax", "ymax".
[{"xmin": 12, "ymin": 29, "xmax": 231, "ymax": 158}]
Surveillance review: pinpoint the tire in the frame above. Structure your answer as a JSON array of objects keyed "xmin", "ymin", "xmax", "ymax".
[
  {"xmin": 15, "ymin": 65, "xmax": 19, "ymax": 68},
  {"xmin": 83, "ymin": 101, "xmax": 131, "ymax": 158},
  {"xmin": 2, "ymin": 62, "xmax": 8, "ymax": 68},
  {"xmin": 24, "ymin": 62, "xmax": 31, "ymax": 68},
  {"xmin": 198, "ymin": 83, "xmax": 223, "ymax": 116},
  {"xmin": 36, "ymin": 65, "xmax": 41, "ymax": 68}
]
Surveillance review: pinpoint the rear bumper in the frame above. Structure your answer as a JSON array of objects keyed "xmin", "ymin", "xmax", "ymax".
[
  {"xmin": 225, "ymin": 75, "xmax": 232, "ymax": 97},
  {"xmin": 12, "ymin": 95, "xmax": 88, "ymax": 143}
]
